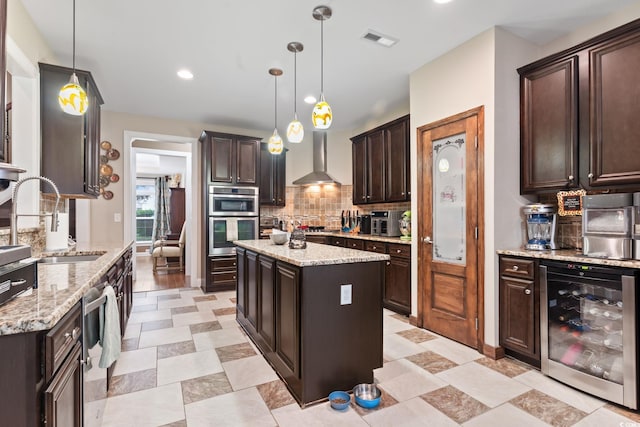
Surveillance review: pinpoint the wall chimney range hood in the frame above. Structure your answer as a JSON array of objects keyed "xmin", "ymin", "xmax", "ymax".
[{"xmin": 292, "ymin": 131, "xmax": 341, "ymax": 186}]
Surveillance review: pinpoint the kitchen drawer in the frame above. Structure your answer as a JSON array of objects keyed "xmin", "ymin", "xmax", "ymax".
[
  {"xmin": 364, "ymin": 241, "xmax": 386, "ymax": 253},
  {"xmin": 211, "ymin": 271, "xmax": 237, "ymax": 283},
  {"xmin": 328, "ymin": 237, "xmax": 345, "ymax": 247},
  {"xmin": 305, "ymin": 235, "xmax": 327, "ymax": 244},
  {"xmin": 210, "ymin": 257, "xmax": 237, "ymax": 271},
  {"xmin": 387, "ymin": 243, "xmax": 411, "ymax": 258},
  {"xmin": 500, "ymin": 257, "xmax": 535, "ymax": 280},
  {"xmin": 345, "ymin": 238, "xmax": 365, "ymax": 250},
  {"xmin": 44, "ymin": 302, "xmax": 82, "ymax": 382}
]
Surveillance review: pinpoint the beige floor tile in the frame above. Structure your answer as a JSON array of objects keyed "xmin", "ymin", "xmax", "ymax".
[
  {"xmin": 376, "ymin": 359, "xmax": 448, "ymax": 402},
  {"xmin": 223, "ymin": 354, "xmax": 279, "ymax": 390},
  {"xmin": 112, "ymin": 346, "xmax": 157, "ymax": 376},
  {"xmin": 272, "ymin": 400, "xmax": 369, "ymax": 427},
  {"xmin": 383, "ymin": 333, "xmax": 427, "ymax": 361},
  {"xmin": 157, "ymin": 349, "xmax": 223, "ymax": 386},
  {"xmin": 362, "ymin": 397, "xmax": 459, "ymax": 427},
  {"xmin": 436, "ymin": 362, "xmax": 531, "ymax": 408},
  {"xmin": 573, "ymin": 406, "xmax": 639, "ymax": 427},
  {"xmin": 420, "ymin": 337, "xmax": 484, "ymax": 365},
  {"xmin": 192, "ymin": 326, "xmax": 247, "ymax": 351},
  {"xmin": 256, "ymin": 380, "xmax": 297, "ymax": 411},
  {"xmin": 462, "ymin": 402, "xmax": 551, "ymax": 427},
  {"xmin": 185, "ymin": 387, "xmax": 276, "ymax": 427},
  {"xmin": 138, "ymin": 325, "xmax": 193, "ymax": 348},
  {"xmin": 102, "ymin": 383, "xmax": 185, "ymax": 427},
  {"xmin": 172, "ymin": 310, "xmax": 217, "ymax": 327}
]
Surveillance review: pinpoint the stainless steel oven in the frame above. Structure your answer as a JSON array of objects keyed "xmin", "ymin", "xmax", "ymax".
[
  {"xmin": 541, "ymin": 260, "xmax": 638, "ymax": 409},
  {"xmin": 209, "ymin": 186, "xmax": 259, "ymax": 216},
  {"xmin": 209, "ymin": 216, "xmax": 259, "ymax": 255}
]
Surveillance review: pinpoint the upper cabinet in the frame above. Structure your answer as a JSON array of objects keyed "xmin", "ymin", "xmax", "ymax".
[
  {"xmin": 259, "ymin": 143, "xmax": 286, "ymax": 206},
  {"xmin": 519, "ymin": 19, "xmax": 640, "ymax": 194},
  {"xmin": 40, "ymin": 63, "xmax": 104, "ymax": 198},
  {"xmin": 200, "ymin": 131, "xmax": 260, "ymax": 186},
  {"xmin": 351, "ymin": 115, "xmax": 410, "ymax": 205}
]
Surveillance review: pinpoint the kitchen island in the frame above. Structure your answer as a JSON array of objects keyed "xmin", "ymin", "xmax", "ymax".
[{"xmin": 234, "ymin": 239, "xmax": 389, "ymax": 406}]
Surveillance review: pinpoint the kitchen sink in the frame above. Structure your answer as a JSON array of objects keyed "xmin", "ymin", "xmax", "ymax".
[{"xmin": 37, "ymin": 254, "xmax": 102, "ymax": 264}]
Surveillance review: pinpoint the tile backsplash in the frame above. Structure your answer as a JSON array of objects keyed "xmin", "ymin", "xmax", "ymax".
[{"xmin": 260, "ymin": 185, "xmax": 410, "ymax": 230}]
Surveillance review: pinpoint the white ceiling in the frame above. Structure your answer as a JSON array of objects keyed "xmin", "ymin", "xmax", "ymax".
[{"xmin": 19, "ymin": 0, "xmax": 637, "ymax": 133}]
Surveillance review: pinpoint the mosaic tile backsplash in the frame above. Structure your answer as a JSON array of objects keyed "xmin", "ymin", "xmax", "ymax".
[{"xmin": 260, "ymin": 185, "xmax": 410, "ymax": 230}]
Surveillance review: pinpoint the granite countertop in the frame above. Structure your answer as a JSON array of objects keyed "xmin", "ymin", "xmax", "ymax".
[
  {"xmin": 497, "ymin": 248, "xmax": 640, "ymax": 269},
  {"xmin": 0, "ymin": 242, "xmax": 133, "ymax": 336},
  {"xmin": 302, "ymin": 231, "xmax": 412, "ymax": 245},
  {"xmin": 235, "ymin": 239, "xmax": 390, "ymax": 267}
]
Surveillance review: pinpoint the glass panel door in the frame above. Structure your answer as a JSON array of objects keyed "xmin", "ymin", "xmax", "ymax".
[{"xmin": 432, "ymin": 133, "xmax": 466, "ymax": 264}]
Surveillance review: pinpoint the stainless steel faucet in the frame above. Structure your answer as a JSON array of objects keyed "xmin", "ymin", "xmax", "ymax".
[{"xmin": 10, "ymin": 176, "xmax": 61, "ymax": 246}]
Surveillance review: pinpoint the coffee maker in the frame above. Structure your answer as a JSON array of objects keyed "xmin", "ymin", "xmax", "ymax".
[{"xmin": 522, "ymin": 204, "xmax": 558, "ymax": 250}]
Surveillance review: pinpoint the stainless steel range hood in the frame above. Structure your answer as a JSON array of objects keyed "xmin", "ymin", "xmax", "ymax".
[{"xmin": 292, "ymin": 131, "xmax": 341, "ymax": 186}]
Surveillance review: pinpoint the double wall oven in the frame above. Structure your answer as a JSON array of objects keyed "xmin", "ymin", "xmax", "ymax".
[{"xmin": 208, "ymin": 186, "xmax": 259, "ymax": 255}]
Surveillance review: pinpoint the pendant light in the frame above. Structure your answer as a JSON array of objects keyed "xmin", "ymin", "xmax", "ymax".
[
  {"xmin": 268, "ymin": 68, "xmax": 284, "ymax": 155},
  {"xmin": 312, "ymin": 5, "xmax": 332, "ymax": 130},
  {"xmin": 286, "ymin": 42, "xmax": 304, "ymax": 144},
  {"xmin": 58, "ymin": 0, "xmax": 88, "ymax": 116}
]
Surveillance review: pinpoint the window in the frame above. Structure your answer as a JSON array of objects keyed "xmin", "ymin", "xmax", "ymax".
[{"xmin": 136, "ymin": 178, "xmax": 155, "ymax": 243}]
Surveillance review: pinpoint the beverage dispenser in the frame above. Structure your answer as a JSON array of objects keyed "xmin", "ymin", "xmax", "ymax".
[{"xmin": 523, "ymin": 204, "xmax": 558, "ymax": 250}]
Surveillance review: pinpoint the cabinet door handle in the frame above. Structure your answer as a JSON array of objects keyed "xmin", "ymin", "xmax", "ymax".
[
  {"xmin": 588, "ymin": 172, "xmax": 594, "ymax": 179},
  {"xmin": 372, "ymin": 246, "xmax": 377, "ymax": 250},
  {"xmin": 524, "ymin": 288, "xmax": 531, "ymax": 295},
  {"xmin": 512, "ymin": 265, "xmax": 519, "ymax": 271},
  {"xmin": 401, "ymin": 192, "xmax": 405, "ymax": 196},
  {"xmin": 396, "ymin": 249, "xmax": 401, "ymax": 253},
  {"xmin": 568, "ymin": 175, "xmax": 574, "ymax": 181},
  {"xmin": 386, "ymin": 261, "xmax": 391, "ymax": 266}
]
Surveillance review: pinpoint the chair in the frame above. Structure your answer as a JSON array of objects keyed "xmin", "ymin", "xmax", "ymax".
[{"xmin": 152, "ymin": 223, "xmax": 186, "ymax": 273}]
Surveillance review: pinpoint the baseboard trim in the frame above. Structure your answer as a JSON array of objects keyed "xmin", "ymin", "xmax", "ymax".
[
  {"xmin": 483, "ymin": 344, "xmax": 505, "ymax": 360},
  {"xmin": 409, "ymin": 315, "xmax": 418, "ymax": 326}
]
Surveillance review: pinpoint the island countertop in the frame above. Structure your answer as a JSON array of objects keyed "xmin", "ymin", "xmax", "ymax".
[
  {"xmin": 0, "ymin": 242, "xmax": 133, "ymax": 336},
  {"xmin": 234, "ymin": 239, "xmax": 390, "ymax": 267}
]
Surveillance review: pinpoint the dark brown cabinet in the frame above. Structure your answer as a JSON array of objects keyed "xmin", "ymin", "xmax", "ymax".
[
  {"xmin": 351, "ymin": 115, "xmax": 410, "ymax": 204},
  {"xmin": 384, "ymin": 243, "xmax": 411, "ymax": 315},
  {"xmin": 519, "ymin": 19, "xmax": 640, "ymax": 194},
  {"xmin": 258, "ymin": 256, "xmax": 276, "ymax": 352},
  {"xmin": 259, "ymin": 143, "xmax": 286, "ymax": 206},
  {"xmin": 304, "ymin": 235, "xmax": 327, "ymax": 244},
  {"xmin": 200, "ymin": 131, "xmax": 260, "ymax": 185},
  {"xmin": 499, "ymin": 256, "xmax": 540, "ymax": 367},
  {"xmin": 44, "ymin": 341, "xmax": 82, "ymax": 427},
  {"xmin": 204, "ymin": 255, "xmax": 237, "ymax": 293},
  {"xmin": 273, "ymin": 262, "xmax": 300, "ymax": 381},
  {"xmin": 39, "ymin": 63, "xmax": 104, "ymax": 198}
]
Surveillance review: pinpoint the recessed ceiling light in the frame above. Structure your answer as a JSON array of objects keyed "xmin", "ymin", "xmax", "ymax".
[
  {"xmin": 177, "ymin": 69, "xmax": 194, "ymax": 80},
  {"xmin": 433, "ymin": 0, "xmax": 453, "ymax": 3},
  {"xmin": 304, "ymin": 95, "xmax": 317, "ymax": 104},
  {"xmin": 362, "ymin": 30, "xmax": 398, "ymax": 47}
]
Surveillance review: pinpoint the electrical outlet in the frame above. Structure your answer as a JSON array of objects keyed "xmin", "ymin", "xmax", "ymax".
[
  {"xmin": 114, "ymin": 213, "xmax": 121, "ymax": 223},
  {"xmin": 340, "ymin": 284, "xmax": 352, "ymax": 305}
]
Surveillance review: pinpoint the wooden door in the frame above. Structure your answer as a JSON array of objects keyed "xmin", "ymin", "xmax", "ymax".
[
  {"xmin": 519, "ymin": 57, "xmax": 578, "ymax": 193},
  {"xmin": 385, "ymin": 117, "xmax": 410, "ymax": 202},
  {"xmin": 587, "ymin": 30, "xmax": 640, "ymax": 187},
  {"xmin": 236, "ymin": 138, "xmax": 259, "ymax": 185},
  {"xmin": 417, "ymin": 107, "xmax": 483, "ymax": 349},
  {"xmin": 367, "ymin": 131, "xmax": 385, "ymax": 203},
  {"xmin": 210, "ymin": 136, "xmax": 234, "ymax": 183},
  {"xmin": 352, "ymin": 136, "xmax": 367, "ymax": 204}
]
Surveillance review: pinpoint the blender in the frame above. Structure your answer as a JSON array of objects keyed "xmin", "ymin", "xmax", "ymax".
[{"xmin": 523, "ymin": 204, "xmax": 558, "ymax": 250}]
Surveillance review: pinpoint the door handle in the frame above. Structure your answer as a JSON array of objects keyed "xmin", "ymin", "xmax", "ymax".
[
  {"xmin": 423, "ymin": 236, "xmax": 432, "ymax": 244},
  {"xmin": 524, "ymin": 288, "xmax": 531, "ymax": 295}
]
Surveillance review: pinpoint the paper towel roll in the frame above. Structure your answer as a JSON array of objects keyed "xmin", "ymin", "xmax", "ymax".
[{"xmin": 45, "ymin": 212, "xmax": 69, "ymax": 251}]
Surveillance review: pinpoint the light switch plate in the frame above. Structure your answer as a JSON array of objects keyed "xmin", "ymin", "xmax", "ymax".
[
  {"xmin": 114, "ymin": 213, "xmax": 121, "ymax": 223},
  {"xmin": 340, "ymin": 284, "xmax": 352, "ymax": 305}
]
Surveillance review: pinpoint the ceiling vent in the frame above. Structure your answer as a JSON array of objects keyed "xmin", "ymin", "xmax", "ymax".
[{"xmin": 362, "ymin": 30, "xmax": 398, "ymax": 47}]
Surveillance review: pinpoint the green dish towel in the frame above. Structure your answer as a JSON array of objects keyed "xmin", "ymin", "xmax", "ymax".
[{"xmin": 99, "ymin": 285, "xmax": 121, "ymax": 368}]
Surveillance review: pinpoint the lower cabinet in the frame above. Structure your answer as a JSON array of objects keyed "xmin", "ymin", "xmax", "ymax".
[
  {"xmin": 204, "ymin": 256, "xmax": 237, "ymax": 293},
  {"xmin": 499, "ymin": 256, "xmax": 540, "ymax": 367},
  {"xmin": 257, "ymin": 256, "xmax": 276, "ymax": 352},
  {"xmin": 273, "ymin": 262, "xmax": 300, "ymax": 381},
  {"xmin": 384, "ymin": 243, "xmax": 411, "ymax": 315},
  {"xmin": 44, "ymin": 341, "xmax": 82, "ymax": 427},
  {"xmin": 304, "ymin": 235, "xmax": 327, "ymax": 244}
]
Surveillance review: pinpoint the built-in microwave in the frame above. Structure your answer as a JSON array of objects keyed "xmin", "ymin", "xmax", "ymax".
[{"xmin": 209, "ymin": 186, "xmax": 259, "ymax": 216}]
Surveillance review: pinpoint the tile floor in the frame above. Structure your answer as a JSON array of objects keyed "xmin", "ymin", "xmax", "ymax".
[{"xmin": 99, "ymin": 287, "xmax": 640, "ymax": 426}]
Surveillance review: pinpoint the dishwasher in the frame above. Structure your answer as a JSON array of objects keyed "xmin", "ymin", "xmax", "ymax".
[
  {"xmin": 82, "ymin": 282, "xmax": 108, "ymax": 427},
  {"xmin": 540, "ymin": 259, "xmax": 639, "ymax": 409}
]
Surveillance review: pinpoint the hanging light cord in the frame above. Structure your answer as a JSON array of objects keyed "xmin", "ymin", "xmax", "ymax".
[
  {"xmin": 274, "ymin": 74, "xmax": 278, "ymax": 129},
  {"xmin": 72, "ymin": 0, "xmax": 76, "ymax": 72},
  {"xmin": 293, "ymin": 51, "xmax": 297, "ymax": 116},
  {"xmin": 320, "ymin": 18, "xmax": 324, "ymax": 95}
]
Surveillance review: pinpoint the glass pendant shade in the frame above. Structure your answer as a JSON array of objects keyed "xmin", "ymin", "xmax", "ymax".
[
  {"xmin": 58, "ymin": 73, "xmax": 88, "ymax": 115},
  {"xmin": 286, "ymin": 114, "xmax": 304, "ymax": 143},
  {"xmin": 268, "ymin": 129, "xmax": 284, "ymax": 154},
  {"xmin": 312, "ymin": 94, "xmax": 332, "ymax": 129}
]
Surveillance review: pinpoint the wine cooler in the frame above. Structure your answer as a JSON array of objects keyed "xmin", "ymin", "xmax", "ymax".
[{"xmin": 540, "ymin": 260, "xmax": 639, "ymax": 409}]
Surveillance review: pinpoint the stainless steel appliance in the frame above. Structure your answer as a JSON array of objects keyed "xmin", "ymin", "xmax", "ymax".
[
  {"xmin": 582, "ymin": 193, "xmax": 633, "ymax": 259},
  {"xmin": 632, "ymin": 193, "xmax": 640, "ymax": 260},
  {"xmin": 371, "ymin": 210, "xmax": 403, "ymax": 237},
  {"xmin": 0, "ymin": 245, "xmax": 36, "ymax": 306},
  {"xmin": 82, "ymin": 282, "xmax": 108, "ymax": 427},
  {"xmin": 360, "ymin": 214, "xmax": 371, "ymax": 235},
  {"xmin": 541, "ymin": 260, "xmax": 638, "ymax": 409},
  {"xmin": 522, "ymin": 204, "xmax": 557, "ymax": 250},
  {"xmin": 209, "ymin": 185, "xmax": 259, "ymax": 216},
  {"xmin": 209, "ymin": 217, "xmax": 259, "ymax": 255}
]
